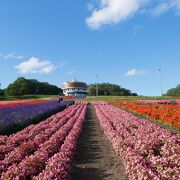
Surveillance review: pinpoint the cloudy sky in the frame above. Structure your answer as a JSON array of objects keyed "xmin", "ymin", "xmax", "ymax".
[{"xmin": 0, "ymin": 0, "xmax": 179, "ymax": 96}]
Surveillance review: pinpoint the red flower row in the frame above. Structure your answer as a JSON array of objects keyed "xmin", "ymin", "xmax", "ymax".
[
  {"xmin": 110, "ymin": 101, "xmax": 180, "ymax": 129},
  {"xmin": 0, "ymin": 99, "xmax": 49, "ymax": 109}
]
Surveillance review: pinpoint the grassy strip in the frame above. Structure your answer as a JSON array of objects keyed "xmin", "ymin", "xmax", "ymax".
[
  {"xmin": 73, "ymin": 96, "xmax": 180, "ymax": 102},
  {"xmin": 0, "ymin": 95, "xmax": 56, "ymax": 101},
  {"xmin": 1, "ymin": 95, "xmax": 180, "ymax": 102}
]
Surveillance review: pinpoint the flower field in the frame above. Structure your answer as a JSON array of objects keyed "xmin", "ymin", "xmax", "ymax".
[
  {"xmin": 138, "ymin": 100, "xmax": 180, "ymax": 105},
  {"xmin": 0, "ymin": 98, "xmax": 179, "ymax": 179},
  {"xmin": 110, "ymin": 101, "xmax": 180, "ymax": 129},
  {"xmin": 0, "ymin": 101, "xmax": 87, "ymax": 179},
  {"xmin": 0, "ymin": 100, "xmax": 74, "ymax": 134},
  {"xmin": 93, "ymin": 102, "xmax": 180, "ymax": 180}
]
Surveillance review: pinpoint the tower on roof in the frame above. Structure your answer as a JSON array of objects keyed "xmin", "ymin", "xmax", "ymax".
[{"xmin": 72, "ymin": 78, "xmax": 77, "ymax": 82}]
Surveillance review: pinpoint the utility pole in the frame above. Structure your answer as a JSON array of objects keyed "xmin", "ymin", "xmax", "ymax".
[
  {"xmin": 36, "ymin": 82, "xmax": 39, "ymax": 94},
  {"xmin": 96, "ymin": 75, "xmax": 98, "ymax": 96},
  {"xmin": 158, "ymin": 68, "xmax": 163, "ymax": 96},
  {"xmin": 0, "ymin": 83, "xmax": 1, "ymax": 90}
]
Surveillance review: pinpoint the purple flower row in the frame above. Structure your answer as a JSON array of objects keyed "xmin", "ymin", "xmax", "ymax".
[
  {"xmin": 0, "ymin": 103, "xmax": 82, "ymax": 173},
  {"xmin": 0, "ymin": 102, "xmax": 78, "ymax": 157},
  {"xmin": 0, "ymin": 100, "xmax": 74, "ymax": 133},
  {"xmin": 1, "ymin": 102, "xmax": 87, "ymax": 179},
  {"xmin": 93, "ymin": 102, "xmax": 180, "ymax": 180}
]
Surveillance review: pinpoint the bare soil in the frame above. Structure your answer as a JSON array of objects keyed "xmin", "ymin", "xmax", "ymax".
[{"xmin": 70, "ymin": 104, "xmax": 128, "ymax": 180}]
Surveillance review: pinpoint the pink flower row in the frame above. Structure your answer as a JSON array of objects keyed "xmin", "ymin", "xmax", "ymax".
[
  {"xmin": 1, "ymin": 102, "xmax": 87, "ymax": 179},
  {"xmin": 0, "ymin": 102, "xmax": 81, "ymax": 159},
  {"xmin": 35, "ymin": 103, "xmax": 87, "ymax": 179},
  {"xmin": 0, "ymin": 103, "xmax": 82, "ymax": 172},
  {"xmin": 93, "ymin": 102, "xmax": 180, "ymax": 180}
]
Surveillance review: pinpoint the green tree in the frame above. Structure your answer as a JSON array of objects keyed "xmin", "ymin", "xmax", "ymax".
[
  {"xmin": 5, "ymin": 77, "xmax": 33, "ymax": 96},
  {"xmin": 0, "ymin": 89, "xmax": 5, "ymax": 96},
  {"xmin": 88, "ymin": 83, "xmax": 137, "ymax": 96},
  {"xmin": 165, "ymin": 84, "xmax": 180, "ymax": 96},
  {"xmin": 88, "ymin": 84, "xmax": 97, "ymax": 96},
  {"xmin": 5, "ymin": 77, "xmax": 62, "ymax": 96}
]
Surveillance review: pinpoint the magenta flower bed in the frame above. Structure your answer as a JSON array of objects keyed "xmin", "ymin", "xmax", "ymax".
[
  {"xmin": 93, "ymin": 102, "xmax": 180, "ymax": 180},
  {"xmin": 0, "ymin": 102, "xmax": 87, "ymax": 179},
  {"xmin": 138, "ymin": 99, "xmax": 180, "ymax": 105}
]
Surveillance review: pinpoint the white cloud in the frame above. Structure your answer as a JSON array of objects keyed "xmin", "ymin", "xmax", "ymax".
[
  {"xmin": 86, "ymin": 0, "xmax": 149, "ymax": 29},
  {"xmin": 125, "ymin": 68, "xmax": 147, "ymax": 77},
  {"xmin": 169, "ymin": 0, "xmax": 180, "ymax": 13},
  {"xmin": 3, "ymin": 52, "xmax": 24, "ymax": 60},
  {"xmin": 149, "ymin": 0, "xmax": 180, "ymax": 16},
  {"xmin": 150, "ymin": 3, "xmax": 170, "ymax": 16},
  {"xmin": 86, "ymin": 0, "xmax": 180, "ymax": 29},
  {"xmin": 87, "ymin": 3, "xmax": 94, "ymax": 11},
  {"xmin": 15, "ymin": 57, "xmax": 56, "ymax": 74},
  {"xmin": 172, "ymin": 0, "xmax": 180, "ymax": 10}
]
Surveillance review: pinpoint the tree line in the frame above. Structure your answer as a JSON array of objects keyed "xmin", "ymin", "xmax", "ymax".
[
  {"xmin": 88, "ymin": 83, "xmax": 138, "ymax": 96},
  {"xmin": 164, "ymin": 84, "xmax": 180, "ymax": 96},
  {"xmin": 2, "ymin": 77, "xmax": 62, "ymax": 96},
  {"xmin": 1, "ymin": 78, "xmax": 179, "ymax": 97}
]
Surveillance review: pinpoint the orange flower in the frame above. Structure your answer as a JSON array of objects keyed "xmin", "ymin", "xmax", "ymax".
[{"xmin": 110, "ymin": 101, "xmax": 180, "ymax": 129}]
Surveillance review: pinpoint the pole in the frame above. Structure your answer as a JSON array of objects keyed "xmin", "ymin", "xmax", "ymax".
[
  {"xmin": 96, "ymin": 75, "xmax": 98, "ymax": 96},
  {"xmin": 36, "ymin": 82, "xmax": 39, "ymax": 94},
  {"xmin": 158, "ymin": 68, "xmax": 163, "ymax": 96}
]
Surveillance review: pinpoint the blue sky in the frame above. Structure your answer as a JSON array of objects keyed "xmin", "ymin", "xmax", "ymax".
[{"xmin": 0, "ymin": 0, "xmax": 179, "ymax": 96}]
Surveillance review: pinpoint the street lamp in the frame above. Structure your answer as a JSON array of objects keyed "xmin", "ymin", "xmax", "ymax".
[
  {"xmin": 96, "ymin": 75, "xmax": 98, "ymax": 96},
  {"xmin": 158, "ymin": 68, "xmax": 163, "ymax": 96}
]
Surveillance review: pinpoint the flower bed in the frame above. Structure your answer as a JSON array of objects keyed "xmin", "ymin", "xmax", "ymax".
[
  {"xmin": 0, "ymin": 99, "xmax": 50, "ymax": 109},
  {"xmin": 0, "ymin": 102, "xmax": 87, "ymax": 179},
  {"xmin": 138, "ymin": 100, "xmax": 180, "ymax": 105},
  {"xmin": 93, "ymin": 102, "xmax": 180, "ymax": 180},
  {"xmin": 0, "ymin": 100, "xmax": 74, "ymax": 135},
  {"xmin": 110, "ymin": 101, "xmax": 180, "ymax": 129}
]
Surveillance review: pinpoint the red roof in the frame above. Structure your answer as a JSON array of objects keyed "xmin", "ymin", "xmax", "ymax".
[{"xmin": 62, "ymin": 82, "xmax": 87, "ymax": 89}]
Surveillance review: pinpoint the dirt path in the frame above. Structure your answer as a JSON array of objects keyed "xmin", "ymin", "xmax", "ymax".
[{"xmin": 70, "ymin": 104, "xmax": 128, "ymax": 180}]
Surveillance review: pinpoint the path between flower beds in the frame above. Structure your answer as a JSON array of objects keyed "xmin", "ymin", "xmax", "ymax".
[{"xmin": 71, "ymin": 104, "xmax": 128, "ymax": 180}]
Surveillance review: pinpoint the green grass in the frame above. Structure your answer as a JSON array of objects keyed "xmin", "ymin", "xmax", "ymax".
[
  {"xmin": 0, "ymin": 95, "xmax": 56, "ymax": 101},
  {"xmin": 72, "ymin": 96, "xmax": 180, "ymax": 102},
  {"xmin": 0, "ymin": 95, "xmax": 179, "ymax": 102}
]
